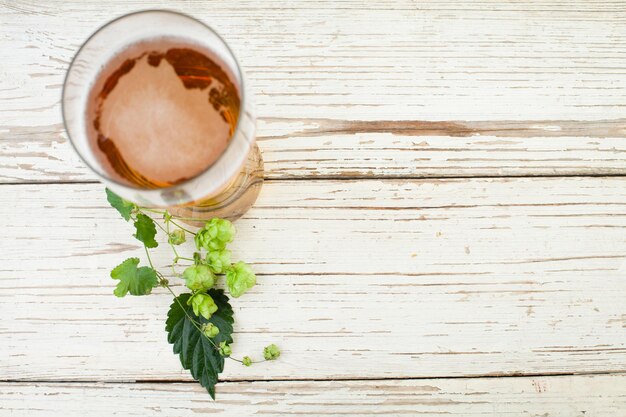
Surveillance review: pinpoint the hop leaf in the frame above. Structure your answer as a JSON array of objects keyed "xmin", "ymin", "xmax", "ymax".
[
  {"xmin": 106, "ymin": 188, "xmax": 134, "ymax": 221},
  {"xmin": 168, "ymin": 229, "xmax": 186, "ymax": 245},
  {"xmin": 225, "ymin": 261, "xmax": 256, "ymax": 298},
  {"xmin": 263, "ymin": 344, "xmax": 281, "ymax": 361},
  {"xmin": 195, "ymin": 218, "xmax": 235, "ymax": 251},
  {"xmin": 242, "ymin": 356, "xmax": 252, "ymax": 367},
  {"xmin": 206, "ymin": 249, "xmax": 231, "ymax": 274},
  {"xmin": 134, "ymin": 213, "xmax": 158, "ymax": 248},
  {"xmin": 110, "ymin": 258, "xmax": 158, "ymax": 297},
  {"xmin": 183, "ymin": 265, "xmax": 215, "ymax": 292},
  {"xmin": 187, "ymin": 293, "xmax": 218, "ymax": 320},
  {"xmin": 166, "ymin": 290, "xmax": 234, "ymax": 399}
]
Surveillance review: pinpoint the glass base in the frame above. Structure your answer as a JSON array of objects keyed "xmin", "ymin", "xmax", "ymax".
[{"xmin": 168, "ymin": 143, "xmax": 263, "ymax": 227}]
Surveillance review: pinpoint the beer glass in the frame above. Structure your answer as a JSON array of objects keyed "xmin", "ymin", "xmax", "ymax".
[{"xmin": 63, "ymin": 10, "xmax": 262, "ymax": 224}]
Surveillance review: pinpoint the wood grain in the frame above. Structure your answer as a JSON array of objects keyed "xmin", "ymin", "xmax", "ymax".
[
  {"xmin": 2, "ymin": 178, "xmax": 626, "ymax": 381},
  {"xmin": 2, "ymin": 0, "xmax": 626, "ymax": 182},
  {"xmin": 3, "ymin": 1, "xmax": 626, "ymax": 412},
  {"xmin": 3, "ymin": 375, "xmax": 626, "ymax": 416}
]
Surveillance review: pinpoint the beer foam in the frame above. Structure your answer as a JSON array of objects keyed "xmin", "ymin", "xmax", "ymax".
[{"xmin": 96, "ymin": 54, "xmax": 232, "ymax": 183}]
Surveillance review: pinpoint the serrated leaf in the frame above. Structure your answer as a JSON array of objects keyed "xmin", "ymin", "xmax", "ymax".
[
  {"xmin": 105, "ymin": 188, "xmax": 134, "ymax": 221},
  {"xmin": 166, "ymin": 290, "xmax": 234, "ymax": 399},
  {"xmin": 110, "ymin": 257, "xmax": 158, "ymax": 297},
  {"xmin": 134, "ymin": 213, "xmax": 158, "ymax": 248}
]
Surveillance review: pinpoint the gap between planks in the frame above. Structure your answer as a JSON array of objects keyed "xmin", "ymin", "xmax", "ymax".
[
  {"xmin": 4, "ymin": 369, "xmax": 626, "ymax": 385},
  {"xmin": 3, "ymin": 172, "xmax": 626, "ymax": 187}
]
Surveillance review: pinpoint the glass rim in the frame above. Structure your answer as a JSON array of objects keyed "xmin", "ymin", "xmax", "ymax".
[{"xmin": 62, "ymin": 9, "xmax": 249, "ymax": 194}]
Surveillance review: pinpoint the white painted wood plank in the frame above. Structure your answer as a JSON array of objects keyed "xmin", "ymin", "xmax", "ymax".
[
  {"xmin": 2, "ymin": 178, "xmax": 626, "ymax": 381},
  {"xmin": 2, "ymin": 1, "xmax": 626, "ymax": 182},
  {"xmin": 4, "ymin": 0, "xmax": 626, "ymax": 124},
  {"xmin": 4, "ymin": 124, "xmax": 626, "ymax": 183},
  {"xmin": 3, "ymin": 375, "xmax": 626, "ymax": 416}
]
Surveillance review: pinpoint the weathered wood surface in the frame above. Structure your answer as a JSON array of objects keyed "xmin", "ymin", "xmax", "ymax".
[
  {"xmin": 3, "ymin": 375, "xmax": 626, "ymax": 416},
  {"xmin": 2, "ymin": 179, "xmax": 626, "ymax": 381},
  {"xmin": 3, "ymin": 1, "xmax": 626, "ymax": 414},
  {"xmin": 2, "ymin": 0, "xmax": 626, "ymax": 182}
]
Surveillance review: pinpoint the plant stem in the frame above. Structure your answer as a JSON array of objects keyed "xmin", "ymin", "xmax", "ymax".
[
  {"xmin": 139, "ymin": 207, "xmax": 204, "ymax": 224},
  {"xmin": 170, "ymin": 219, "xmax": 196, "ymax": 235},
  {"xmin": 165, "ymin": 220, "xmax": 181, "ymax": 277},
  {"xmin": 144, "ymin": 246, "xmax": 154, "ymax": 269},
  {"xmin": 153, "ymin": 219, "xmax": 169, "ymax": 234}
]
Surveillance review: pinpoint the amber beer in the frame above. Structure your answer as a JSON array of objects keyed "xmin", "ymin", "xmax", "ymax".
[
  {"xmin": 64, "ymin": 11, "xmax": 262, "ymax": 223},
  {"xmin": 89, "ymin": 40, "xmax": 240, "ymax": 188}
]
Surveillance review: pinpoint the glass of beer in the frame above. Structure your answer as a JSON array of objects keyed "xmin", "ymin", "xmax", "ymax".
[{"xmin": 63, "ymin": 10, "xmax": 262, "ymax": 224}]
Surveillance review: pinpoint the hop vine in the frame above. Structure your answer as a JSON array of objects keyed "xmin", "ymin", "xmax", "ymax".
[{"xmin": 105, "ymin": 188, "xmax": 280, "ymax": 399}]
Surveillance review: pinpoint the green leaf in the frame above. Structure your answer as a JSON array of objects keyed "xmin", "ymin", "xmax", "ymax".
[
  {"xmin": 105, "ymin": 188, "xmax": 134, "ymax": 221},
  {"xmin": 166, "ymin": 290, "xmax": 234, "ymax": 399},
  {"xmin": 110, "ymin": 257, "xmax": 158, "ymax": 297},
  {"xmin": 134, "ymin": 213, "xmax": 158, "ymax": 248}
]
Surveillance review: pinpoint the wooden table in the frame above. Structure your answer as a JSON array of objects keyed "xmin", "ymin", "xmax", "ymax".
[{"xmin": 2, "ymin": 1, "xmax": 626, "ymax": 415}]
